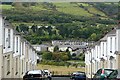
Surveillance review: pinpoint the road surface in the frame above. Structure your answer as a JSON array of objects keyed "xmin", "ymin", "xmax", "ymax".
[{"xmin": 52, "ymin": 77, "xmax": 71, "ymax": 80}]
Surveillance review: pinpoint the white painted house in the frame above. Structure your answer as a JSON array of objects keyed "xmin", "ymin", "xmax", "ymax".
[
  {"xmin": 85, "ymin": 28, "xmax": 120, "ymax": 78},
  {"xmin": 0, "ymin": 14, "xmax": 3, "ymax": 80},
  {"xmin": 0, "ymin": 15, "xmax": 38, "ymax": 79},
  {"xmin": 2, "ymin": 20, "xmax": 14, "ymax": 78},
  {"xmin": 107, "ymin": 30, "xmax": 117, "ymax": 69}
]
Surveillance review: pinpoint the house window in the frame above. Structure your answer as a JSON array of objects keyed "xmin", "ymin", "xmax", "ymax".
[
  {"xmin": 96, "ymin": 62, "xmax": 98, "ymax": 71},
  {"xmin": 110, "ymin": 60, "xmax": 113, "ymax": 69},
  {"xmin": 16, "ymin": 37, "xmax": 18, "ymax": 52},
  {"xmin": 22, "ymin": 60, "xmax": 24, "ymax": 74},
  {"xmin": 103, "ymin": 43, "xmax": 104, "ymax": 56},
  {"xmin": 8, "ymin": 29, "xmax": 11, "ymax": 48},
  {"xmin": 26, "ymin": 62, "xmax": 28, "ymax": 71},
  {"xmin": 110, "ymin": 37, "xmax": 112, "ymax": 52},
  {"xmin": 22, "ymin": 42, "xmax": 24, "ymax": 55},
  {"xmin": 7, "ymin": 55, "xmax": 10, "ymax": 75},
  {"xmin": 16, "ymin": 58, "xmax": 18, "ymax": 73},
  {"xmin": 115, "ymin": 37, "xmax": 116, "ymax": 51},
  {"xmin": 3, "ymin": 28, "xmax": 5, "ymax": 49}
]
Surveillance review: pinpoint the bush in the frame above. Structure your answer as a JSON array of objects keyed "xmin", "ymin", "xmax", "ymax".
[{"xmin": 41, "ymin": 60, "xmax": 69, "ymax": 66}]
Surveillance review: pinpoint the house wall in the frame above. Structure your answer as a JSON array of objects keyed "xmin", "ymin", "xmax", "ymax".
[
  {"xmin": 85, "ymin": 28, "xmax": 120, "ymax": 78},
  {"xmin": 0, "ymin": 46, "xmax": 3, "ymax": 79},
  {"xmin": 2, "ymin": 53, "xmax": 13, "ymax": 78},
  {"xmin": 13, "ymin": 56, "xmax": 20, "ymax": 78},
  {"xmin": 3, "ymin": 28, "xmax": 14, "ymax": 54},
  {"xmin": 13, "ymin": 36, "xmax": 21, "ymax": 57},
  {"xmin": 116, "ymin": 28, "xmax": 120, "ymax": 78},
  {"xmin": 0, "ymin": 15, "xmax": 38, "ymax": 79},
  {"xmin": 0, "ymin": 15, "xmax": 3, "ymax": 80}
]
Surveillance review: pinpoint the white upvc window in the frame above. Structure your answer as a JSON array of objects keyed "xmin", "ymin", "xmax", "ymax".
[
  {"xmin": 103, "ymin": 43, "xmax": 104, "ymax": 56},
  {"xmin": 110, "ymin": 60, "xmax": 113, "ymax": 69},
  {"xmin": 7, "ymin": 55, "xmax": 10, "ymax": 75},
  {"xmin": 16, "ymin": 37, "xmax": 18, "ymax": 52},
  {"xmin": 8, "ymin": 29, "xmax": 11, "ymax": 48},
  {"xmin": 22, "ymin": 42, "xmax": 24, "ymax": 55},
  {"xmin": 115, "ymin": 37, "xmax": 116, "ymax": 51},
  {"xmin": 22, "ymin": 60, "xmax": 24, "ymax": 74},
  {"xmin": 26, "ymin": 62, "xmax": 28, "ymax": 71},
  {"xmin": 16, "ymin": 58, "xmax": 18, "ymax": 73},
  {"xmin": 110, "ymin": 37, "xmax": 112, "ymax": 52},
  {"xmin": 3, "ymin": 28, "xmax": 5, "ymax": 48}
]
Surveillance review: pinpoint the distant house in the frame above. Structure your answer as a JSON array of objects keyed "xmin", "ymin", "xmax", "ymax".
[
  {"xmin": 48, "ymin": 46, "xmax": 54, "ymax": 52},
  {"xmin": 32, "ymin": 44, "xmax": 48, "ymax": 52},
  {"xmin": 59, "ymin": 47, "xmax": 68, "ymax": 52}
]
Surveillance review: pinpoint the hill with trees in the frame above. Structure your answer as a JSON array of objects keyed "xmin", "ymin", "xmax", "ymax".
[{"xmin": 1, "ymin": 2, "xmax": 118, "ymax": 44}]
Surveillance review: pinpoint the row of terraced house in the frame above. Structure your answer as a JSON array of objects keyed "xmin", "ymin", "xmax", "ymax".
[
  {"xmin": 85, "ymin": 26, "xmax": 120, "ymax": 78},
  {"xmin": 0, "ymin": 15, "xmax": 37, "ymax": 79}
]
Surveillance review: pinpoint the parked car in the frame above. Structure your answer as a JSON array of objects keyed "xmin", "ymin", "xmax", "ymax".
[
  {"xmin": 23, "ymin": 70, "xmax": 46, "ymax": 80},
  {"xmin": 93, "ymin": 68, "xmax": 118, "ymax": 79},
  {"xmin": 70, "ymin": 71, "xmax": 86, "ymax": 80},
  {"xmin": 43, "ymin": 69, "xmax": 52, "ymax": 80}
]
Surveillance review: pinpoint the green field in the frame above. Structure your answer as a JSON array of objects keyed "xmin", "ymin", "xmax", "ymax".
[
  {"xmin": 2, "ymin": 3, "xmax": 108, "ymax": 17},
  {"xmin": 37, "ymin": 64, "xmax": 85, "ymax": 75},
  {"xmin": 1, "ymin": 5, "xmax": 14, "ymax": 10},
  {"xmin": 87, "ymin": 6, "xmax": 107, "ymax": 17},
  {"xmin": 54, "ymin": 3, "xmax": 93, "ymax": 16},
  {"xmin": 31, "ymin": 6, "xmax": 46, "ymax": 11}
]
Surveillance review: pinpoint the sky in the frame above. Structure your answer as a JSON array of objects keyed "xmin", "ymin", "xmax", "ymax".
[{"xmin": 1, "ymin": 0, "xmax": 119, "ymax": 2}]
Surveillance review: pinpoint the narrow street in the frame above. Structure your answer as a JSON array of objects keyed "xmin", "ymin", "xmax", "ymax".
[{"xmin": 52, "ymin": 77, "xmax": 71, "ymax": 80}]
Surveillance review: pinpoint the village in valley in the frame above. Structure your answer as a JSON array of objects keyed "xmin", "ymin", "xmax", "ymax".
[{"xmin": 0, "ymin": 1, "xmax": 120, "ymax": 80}]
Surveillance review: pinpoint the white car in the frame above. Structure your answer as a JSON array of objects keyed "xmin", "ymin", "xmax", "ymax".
[
  {"xmin": 23, "ymin": 70, "xmax": 46, "ymax": 80},
  {"xmin": 43, "ymin": 69, "xmax": 52, "ymax": 80}
]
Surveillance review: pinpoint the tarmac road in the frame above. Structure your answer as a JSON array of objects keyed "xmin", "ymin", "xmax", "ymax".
[{"xmin": 52, "ymin": 77, "xmax": 71, "ymax": 80}]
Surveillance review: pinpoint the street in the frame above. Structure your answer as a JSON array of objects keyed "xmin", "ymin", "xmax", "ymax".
[{"xmin": 52, "ymin": 77, "xmax": 71, "ymax": 80}]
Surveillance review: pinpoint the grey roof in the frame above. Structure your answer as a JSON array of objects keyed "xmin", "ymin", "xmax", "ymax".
[
  {"xmin": 100, "ymin": 35, "xmax": 107, "ymax": 41},
  {"xmin": 4, "ymin": 20, "xmax": 13, "ymax": 29},
  {"xmin": 107, "ymin": 29, "xmax": 116, "ymax": 36},
  {"xmin": 100, "ymin": 29, "xmax": 116, "ymax": 41},
  {"xmin": 14, "ymin": 30, "xmax": 21, "ymax": 35}
]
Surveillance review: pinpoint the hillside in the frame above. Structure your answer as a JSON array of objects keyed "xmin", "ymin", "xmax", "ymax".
[{"xmin": 1, "ymin": 2, "xmax": 118, "ymax": 44}]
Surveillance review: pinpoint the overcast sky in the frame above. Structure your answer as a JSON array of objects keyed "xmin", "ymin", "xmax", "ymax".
[{"xmin": 1, "ymin": 0, "xmax": 119, "ymax": 2}]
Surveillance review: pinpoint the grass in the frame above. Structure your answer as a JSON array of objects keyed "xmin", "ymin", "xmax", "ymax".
[
  {"xmin": 30, "ymin": 5, "xmax": 47, "ymax": 11},
  {"xmin": 87, "ymin": 6, "xmax": 107, "ymax": 17},
  {"xmin": 37, "ymin": 64, "xmax": 85, "ymax": 75},
  {"xmin": 53, "ymin": 3, "xmax": 93, "ymax": 17},
  {"xmin": 1, "ymin": 5, "xmax": 14, "ymax": 10},
  {"xmin": 2, "ymin": 3, "xmax": 107, "ymax": 18}
]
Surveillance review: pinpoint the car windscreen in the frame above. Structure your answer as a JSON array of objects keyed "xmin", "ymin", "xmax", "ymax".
[{"xmin": 104, "ymin": 70, "xmax": 114, "ymax": 76}]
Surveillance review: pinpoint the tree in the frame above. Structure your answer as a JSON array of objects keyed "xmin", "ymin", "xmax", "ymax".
[
  {"xmin": 19, "ymin": 24, "xmax": 29, "ymax": 33},
  {"xmin": 42, "ymin": 52, "xmax": 52, "ymax": 60},
  {"xmin": 54, "ymin": 45, "xmax": 59, "ymax": 52},
  {"xmin": 16, "ymin": 26, "xmax": 20, "ymax": 32},
  {"xmin": 31, "ymin": 25, "xmax": 38, "ymax": 33},
  {"xmin": 89, "ymin": 33, "xmax": 97, "ymax": 41},
  {"xmin": 61, "ymin": 55, "xmax": 69, "ymax": 61}
]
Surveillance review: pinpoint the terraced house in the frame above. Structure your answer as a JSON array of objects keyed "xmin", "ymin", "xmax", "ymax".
[
  {"xmin": 85, "ymin": 27, "xmax": 120, "ymax": 78},
  {"xmin": 0, "ymin": 14, "xmax": 37, "ymax": 79}
]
